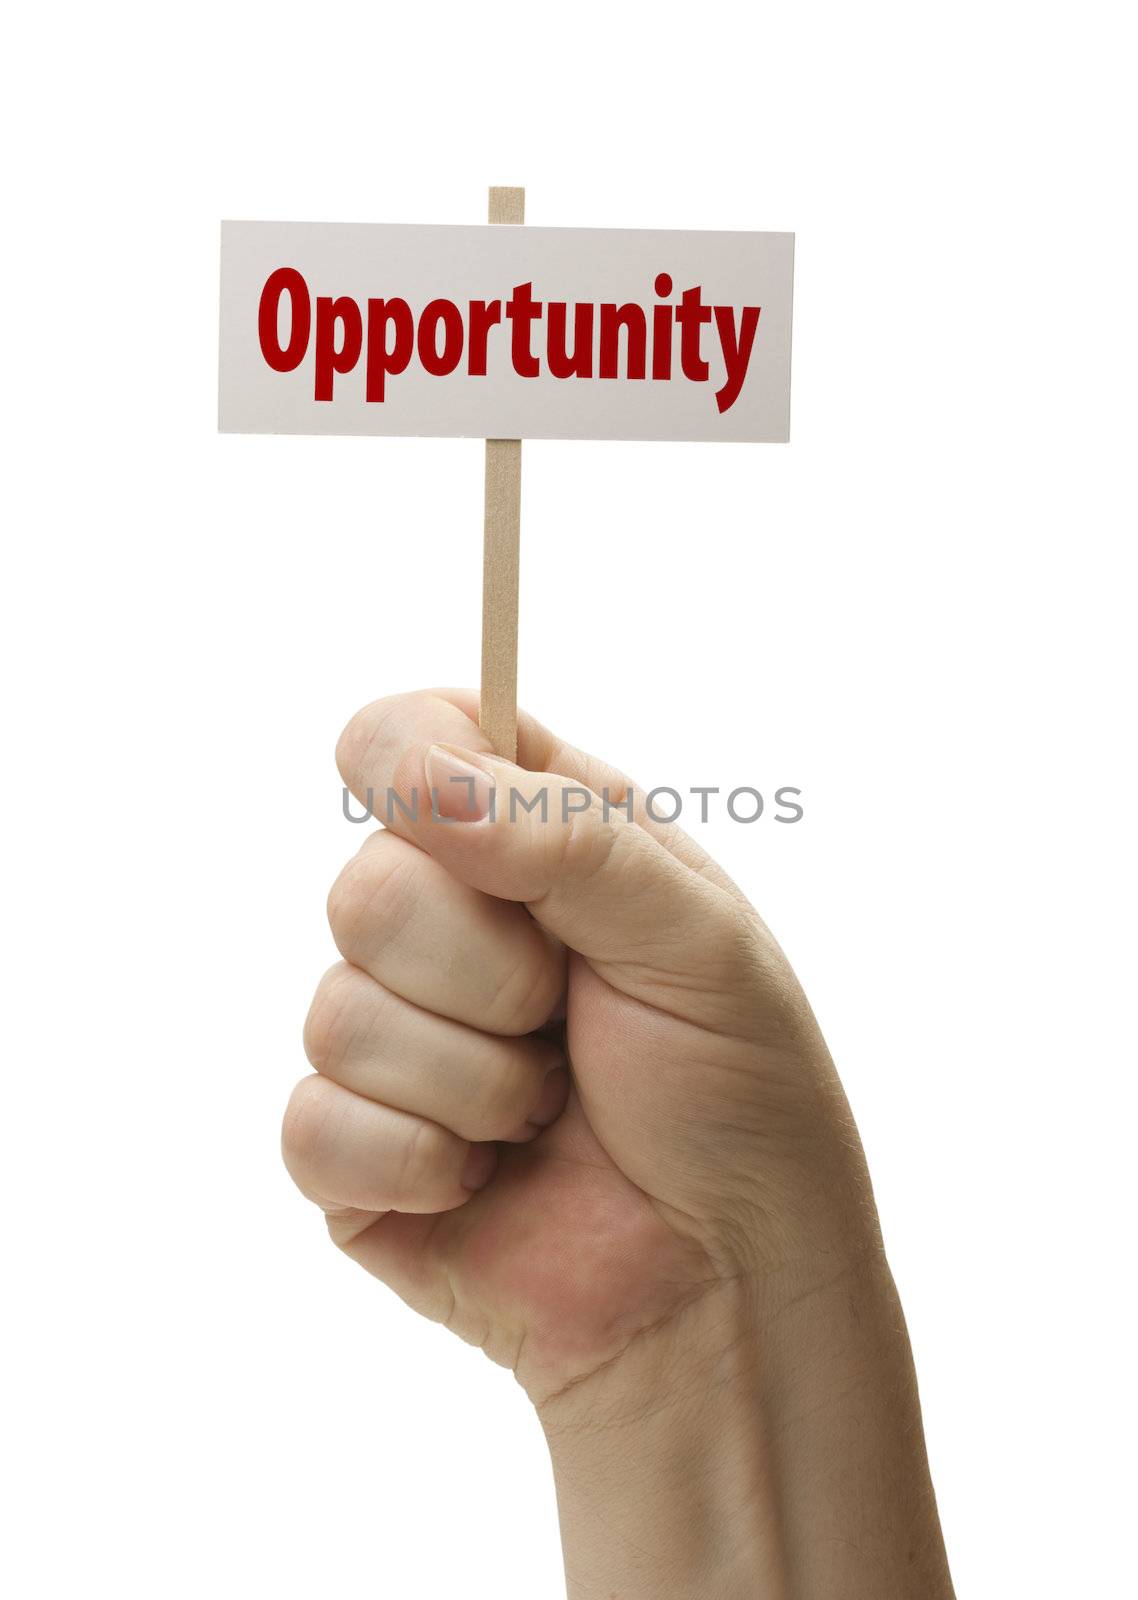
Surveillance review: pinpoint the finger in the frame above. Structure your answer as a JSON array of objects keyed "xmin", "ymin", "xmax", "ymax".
[
  {"xmin": 419, "ymin": 743, "xmax": 745, "ymax": 967},
  {"xmin": 281, "ymin": 1073, "xmax": 497, "ymax": 1215},
  {"xmin": 337, "ymin": 688, "xmax": 744, "ymax": 900},
  {"xmin": 350, "ymin": 747, "xmax": 759, "ymax": 1036},
  {"xmin": 303, "ymin": 961, "xmax": 570, "ymax": 1142},
  {"xmin": 326, "ymin": 829, "xmax": 564, "ymax": 1035}
]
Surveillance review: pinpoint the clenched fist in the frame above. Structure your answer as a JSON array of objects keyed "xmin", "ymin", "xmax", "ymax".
[{"xmin": 283, "ymin": 690, "xmax": 953, "ymax": 1600}]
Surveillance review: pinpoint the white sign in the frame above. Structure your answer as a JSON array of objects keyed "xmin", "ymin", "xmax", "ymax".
[{"xmin": 218, "ymin": 222, "xmax": 793, "ymax": 443}]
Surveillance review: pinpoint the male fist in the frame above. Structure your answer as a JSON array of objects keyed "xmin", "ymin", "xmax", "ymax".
[
  {"xmin": 282, "ymin": 689, "xmax": 952, "ymax": 1597},
  {"xmin": 283, "ymin": 689, "xmax": 866, "ymax": 1402}
]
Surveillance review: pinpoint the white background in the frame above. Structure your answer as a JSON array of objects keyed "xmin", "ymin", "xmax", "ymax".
[{"xmin": 2, "ymin": 3, "xmax": 1134, "ymax": 1597}]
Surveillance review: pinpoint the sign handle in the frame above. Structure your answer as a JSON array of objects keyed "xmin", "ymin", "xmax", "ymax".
[{"xmin": 480, "ymin": 185, "xmax": 525, "ymax": 761}]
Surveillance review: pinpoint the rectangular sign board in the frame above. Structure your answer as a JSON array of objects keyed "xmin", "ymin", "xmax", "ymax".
[{"xmin": 219, "ymin": 222, "xmax": 793, "ymax": 444}]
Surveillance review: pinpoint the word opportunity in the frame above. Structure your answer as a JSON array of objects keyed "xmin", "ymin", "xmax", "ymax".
[
  {"xmin": 259, "ymin": 268, "xmax": 762, "ymax": 414},
  {"xmin": 219, "ymin": 222, "xmax": 794, "ymax": 442}
]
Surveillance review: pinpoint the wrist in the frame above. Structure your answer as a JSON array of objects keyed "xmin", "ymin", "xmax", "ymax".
[
  {"xmin": 537, "ymin": 1246, "xmax": 954, "ymax": 1600},
  {"xmin": 538, "ymin": 1278, "xmax": 784, "ymax": 1599}
]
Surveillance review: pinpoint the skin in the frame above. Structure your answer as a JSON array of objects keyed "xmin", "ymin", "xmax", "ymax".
[{"xmin": 282, "ymin": 688, "xmax": 955, "ymax": 1599}]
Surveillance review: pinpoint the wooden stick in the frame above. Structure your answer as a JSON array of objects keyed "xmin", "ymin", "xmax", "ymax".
[{"xmin": 480, "ymin": 186, "xmax": 525, "ymax": 761}]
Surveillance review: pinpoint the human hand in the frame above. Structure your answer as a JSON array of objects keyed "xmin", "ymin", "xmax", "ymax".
[{"xmin": 283, "ymin": 689, "xmax": 953, "ymax": 1598}]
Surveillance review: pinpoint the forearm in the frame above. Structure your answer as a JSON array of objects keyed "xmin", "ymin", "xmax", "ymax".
[
  {"xmin": 306, "ymin": 691, "xmax": 956, "ymax": 1596},
  {"xmin": 538, "ymin": 1251, "xmax": 954, "ymax": 1600}
]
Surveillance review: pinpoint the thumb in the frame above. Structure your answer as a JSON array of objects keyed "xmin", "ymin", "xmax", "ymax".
[{"xmin": 408, "ymin": 742, "xmax": 757, "ymax": 1030}]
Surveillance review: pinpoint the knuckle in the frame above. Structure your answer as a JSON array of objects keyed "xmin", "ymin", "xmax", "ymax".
[
  {"xmin": 281, "ymin": 1075, "xmax": 334, "ymax": 1179},
  {"xmin": 334, "ymin": 692, "xmax": 424, "ymax": 789},
  {"xmin": 551, "ymin": 808, "xmax": 649, "ymax": 941},
  {"xmin": 302, "ymin": 964, "xmax": 356, "ymax": 1072},
  {"xmin": 326, "ymin": 839, "xmax": 418, "ymax": 955},
  {"xmin": 325, "ymin": 856, "xmax": 374, "ymax": 946},
  {"xmin": 484, "ymin": 950, "xmax": 561, "ymax": 1036},
  {"xmin": 709, "ymin": 903, "xmax": 767, "ymax": 985},
  {"xmin": 467, "ymin": 1049, "xmax": 539, "ymax": 1139},
  {"xmin": 661, "ymin": 896, "xmax": 756, "ymax": 991},
  {"xmin": 393, "ymin": 1116, "xmax": 453, "ymax": 1199},
  {"xmin": 555, "ymin": 801, "xmax": 622, "ymax": 888},
  {"xmin": 334, "ymin": 700, "xmax": 386, "ymax": 789}
]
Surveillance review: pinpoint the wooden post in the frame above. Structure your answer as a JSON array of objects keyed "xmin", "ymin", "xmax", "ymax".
[{"xmin": 480, "ymin": 186, "xmax": 525, "ymax": 761}]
